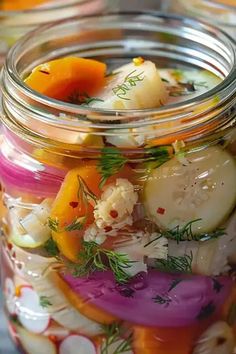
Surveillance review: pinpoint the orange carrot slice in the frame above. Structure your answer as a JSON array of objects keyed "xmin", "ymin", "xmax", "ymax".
[
  {"xmin": 2, "ymin": 0, "xmax": 47, "ymax": 10},
  {"xmin": 25, "ymin": 57, "xmax": 106, "ymax": 102},
  {"xmin": 50, "ymin": 161, "xmax": 134, "ymax": 262},
  {"xmin": 50, "ymin": 161, "xmax": 101, "ymax": 262},
  {"xmin": 133, "ymin": 323, "xmax": 213, "ymax": 354},
  {"xmin": 148, "ymin": 119, "xmax": 220, "ymax": 146}
]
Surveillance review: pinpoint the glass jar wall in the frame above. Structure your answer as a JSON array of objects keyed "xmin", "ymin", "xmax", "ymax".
[
  {"xmin": 0, "ymin": 13, "xmax": 236, "ymax": 354},
  {"xmin": 0, "ymin": 0, "xmax": 117, "ymax": 66},
  {"xmin": 169, "ymin": 0, "xmax": 236, "ymax": 38}
]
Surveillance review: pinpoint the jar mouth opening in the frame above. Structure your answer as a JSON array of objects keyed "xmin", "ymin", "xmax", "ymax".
[
  {"xmin": 0, "ymin": 0, "xmax": 88, "ymax": 15},
  {"xmin": 2, "ymin": 11, "xmax": 236, "ymax": 133}
]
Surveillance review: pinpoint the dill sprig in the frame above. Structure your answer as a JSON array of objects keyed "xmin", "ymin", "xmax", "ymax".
[
  {"xmin": 112, "ymin": 69, "xmax": 144, "ymax": 100},
  {"xmin": 106, "ymin": 71, "xmax": 120, "ymax": 78},
  {"xmin": 68, "ymin": 91, "xmax": 104, "ymax": 106},
  {"xmin": 77, "ymin": 175, "xmax": 97, "ymax": 206},
  {"xmin": 212, "ymin": 278, "xmax": 223, "ymax": 294},
  {"xmin": 97, "ymin": 147, "xmax": 128, "ymax": 187},
  {"xmin": 196, "ymin": 301, "xmax": 216, "ymax": 321},
  {"xmin": 161, "ymin": 77, "xmax": 170, "ymax": 83},
  {"xmin": 144, "ymin": 146, "xmax": 172, "ymax": 168},
  {"xmin": 165, "ymin": 219, "xmax": 204, "ymax": 243},
  {"xmin": 145, "ymin": 219, "xmax": 226, "ymax": 246},
  {"xmin": 48, "ymin": 215, "xmax": 86, "ymax": 233},
  {"xmin": 48, "ymin": 217, "xmax": 59, "ymax": 232},
  {"xmin": 97, "ymin": 146, "xmax": 171, "ymax": 187},
  {"xmin": 190, "ymin": 80, "xmax": 208, "ymax": 89},
  {"xmin": 39, "ymin": 296, "xmax": 52, "ymax": 309},
  {"xmin": 43, "ymin": 238, "xmax": 60, "ymax": 257},
  {"xmin": 72, "ymin": 241, "xmax": 134, "ymax": 283},
  {"xmin": 168, "ymin": 278, "xmax": 183, "ymax": 292},
  {"xmin": 169, "ymin": 80, "xmax": 208, "ymax": 97},
  {"xmin": 64, "ymin": 216, "xmax": 86, "ymax": 231},
  {"xmin": 153, "ymin": 295, "xmax": 172, "ymax": 306},
  {"xmin": 155, "ymin": 252, "xmax": 193, "ymax": 274},
  {"xmin": 48, "ymin": 176, "xmax": 96, "ymax": 233},
  {"xmin": 101, "ymin": 323, "xmax": 133, "ymax": 354}
]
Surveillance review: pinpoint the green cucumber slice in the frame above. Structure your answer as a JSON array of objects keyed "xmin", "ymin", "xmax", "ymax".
[{"xmin": 144, "ymin": 146, "xmax": 236, "ymax": 233}]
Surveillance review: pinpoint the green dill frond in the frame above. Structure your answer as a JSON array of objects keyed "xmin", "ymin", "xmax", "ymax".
[
  {"xmin": 97, "ymin": 147, "xmax": 128, "ymax": 188},
  {"xmin": 64, "ymin": 216, "xmax": 86, "ymax": 232},
  {"xmin": 101, "ymin": 323, "xmax": 133, "ymax": 354},
  {"xmin": 77, "ymin": 175, "xmax": 97, "ymax": 205},
  {"xmin": 152, "ymin": 295, "xmax": 172, "ymax": 306},
  {"xmin": 144, "ymin": 146, "xmax": 172, "ymax": 168},
  {"xmin": 112, "ymin": 69, "xmax": 144, "ymax": 100},
  {"xmin": 71, "ymin": 241, "xmax": 134, "ymax": 283},
  {"xmin": 155, "ymin": 252, "xmax": 193, "ymax": 274},
  {"xmin": 145, "ymin": 219, "xmax": 226, "ymax": 246},
  {"xmin": 68, "ymin": 91, "xmax": 104, "ymax": 106},
  {"xmin": 43, "ymin": 238, "xmax": 60, "ymax": 257},
  {"xmin": 39, "ymin": 296, "xmax": 52, "ymax": 309},
  {"xmin": 48, "ymin": 217, "xmax": 59, "ymax": 232}
]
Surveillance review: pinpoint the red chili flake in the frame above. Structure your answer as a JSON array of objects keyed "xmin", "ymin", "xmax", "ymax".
[
  {"xmin": 7, "ymin": 243, "xmax": 13, "ymax": 251},
  {"xmin": 156, "ymin": 207, "xmax": 166, "ymax": 215},
  {"xmin": 110, "ymin": 210, "xmax": 118, "ymax": 219},
  {"xmin": 104, "ymin": 226, "xmax": 113, "ymax": 233},
  {"xmin": 69, "ymin": 201, "xmax": 79, "ymax": 208}
]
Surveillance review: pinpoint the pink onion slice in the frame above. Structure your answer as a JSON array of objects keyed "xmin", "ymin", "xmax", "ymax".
[
  {"xmin": 0, "ymin": 153, "xmax": 64, "ymax": 197},
  {"xmin": 62, "ymin": 270, "xmax": 232, "ymax": 327}
]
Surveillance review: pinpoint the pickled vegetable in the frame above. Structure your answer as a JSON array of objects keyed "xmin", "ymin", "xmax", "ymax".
[
  {"xmin": 144, "ymin": 146, "xmax": 236, "ymax": 233},
  {"xmin": 25, "ymin": 57, "xmax": 106, "ymax": 102},
  {"xmin": 1, "ymin": 54, "xmax": 236, "ymax": 354}
]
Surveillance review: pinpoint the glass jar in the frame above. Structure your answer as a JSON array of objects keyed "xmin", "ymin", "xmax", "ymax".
[
  {"xmin": 169, "ymin": 0, "xmax": 236, "ymax": 37},
  {"xmin": 1, "ymin": 12, "xmax": 236, "ymax": 354},
  {"xmin": 0, "ymin": 0, "xmax": 117, "ymax": 66}
]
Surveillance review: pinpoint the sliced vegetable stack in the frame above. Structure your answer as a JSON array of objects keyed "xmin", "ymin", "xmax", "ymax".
[{"xmin": 1, "ymin": 55, "xmax": 236, "ymax": 354}]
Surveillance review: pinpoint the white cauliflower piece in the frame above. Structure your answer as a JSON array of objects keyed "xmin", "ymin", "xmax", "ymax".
[
  {"xmin": 143, "ymin": 234, "xmax": 168, "ymax": 259},
  {"xmin": 94, "ymin": 178, "xmax": 138, "ymax": 230},
  {"xmin": 83, "ymin": 224, "xmax": 107, "ymax": 245},
  {"xmin": 114, "ymin": 232, "xmax": 168, "ymax": 276},
  {"xmin": 125, "ymin": 260, "xmax": 147, "ymax": 277},
  {"xmin": 114, "ymin": 232, "xmax": 168, "ymax": 260},
  {"xmin": 115, "ymin": 241, "xmax": 147, "ymax": 277},
  {"xmin": 168, "ymin": 237, "xmax": 229, "ymax": 276}
]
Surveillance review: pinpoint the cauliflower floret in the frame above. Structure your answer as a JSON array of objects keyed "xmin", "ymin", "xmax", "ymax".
[
  {"xmin": 94, "ymin": 178, "xmax": 138, "ymax": 230},
  {"xmin": 114, "ymin": 233, "xmax": 168, "ymax": 276},
  {"xmin": 125, "ymin": 260, "xmax": 147, "ymax": 277},
  {"xmin": 83, "ymin": 224, "xmax": 107, "ymax": 245},
  {"xmin": 142, "ymin": 234, "xmax": 168, "ymax": 259},
  {"xmin": 114, "ymin": 232, "xmax": 168, "ymax": 260}
]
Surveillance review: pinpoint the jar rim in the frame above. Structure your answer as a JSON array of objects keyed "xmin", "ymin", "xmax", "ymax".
[
  {"xmin": 0, "ymin": 0, "xmax": 90, "ymax": 15},
  {"xmin": 2, "ymin": 11, "xmax": 236, "ymax": 144}
]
